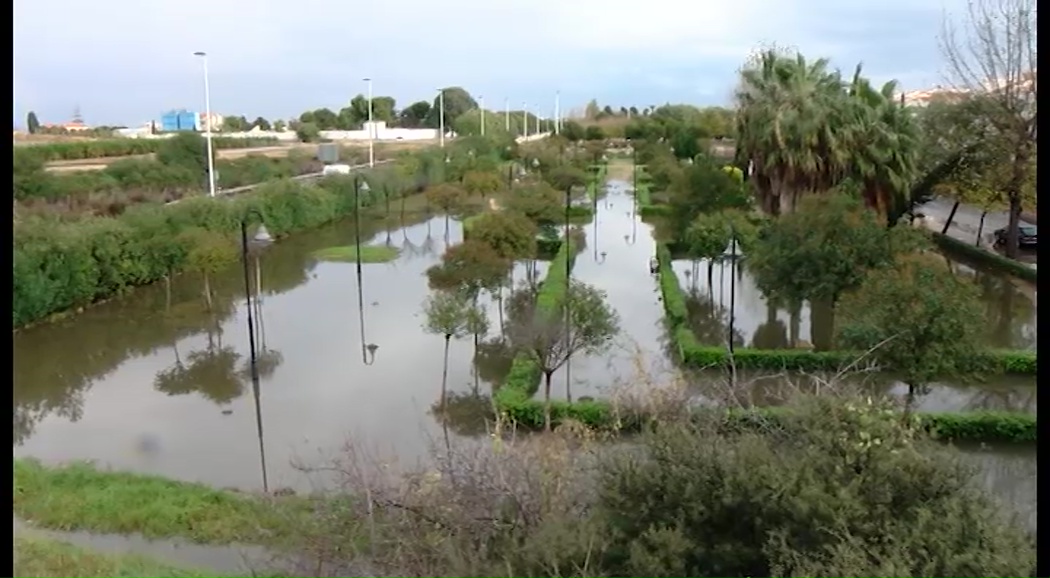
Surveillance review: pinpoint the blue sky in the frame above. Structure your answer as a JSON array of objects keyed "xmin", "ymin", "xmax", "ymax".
[{"xmin": 13, "ymin": 0, "xmax": 966, "ymax": 127}]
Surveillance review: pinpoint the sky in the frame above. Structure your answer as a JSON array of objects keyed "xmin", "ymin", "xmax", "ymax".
[{"xmin": 13, "ymin": 0, "xmax": 968, "ymax": 127}]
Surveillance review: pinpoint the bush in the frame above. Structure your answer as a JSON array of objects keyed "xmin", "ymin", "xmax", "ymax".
[
  {"xmin": 13, "ymin": 156, "xmax": 437, "ymax": 328},
  {"xmin": 13, "ymin": 136, "xmax": 278, "ymax": 164}
]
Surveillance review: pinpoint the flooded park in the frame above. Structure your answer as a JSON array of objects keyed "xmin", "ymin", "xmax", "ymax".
[{"xmin": 14, "ymin": 177, "xmax": 1038, "ymax": 532}]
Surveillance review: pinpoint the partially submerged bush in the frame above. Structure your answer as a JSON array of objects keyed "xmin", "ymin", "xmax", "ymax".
[{"xmin": 267, "ymin": 393, "xmax": 1033, "ymax": 577}]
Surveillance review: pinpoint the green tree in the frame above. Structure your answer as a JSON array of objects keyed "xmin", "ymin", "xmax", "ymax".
[
  {"xmin": 667, "ymin": 154, "xmax": 750, "ymax": 237},
  {"xmin": 177, "ymin": 228, "xmax": 237, "ymax": 311},
  {"xmin": 399, "ymin": 100, "xmax": 432, "ymax": 128},
  {"xmin": 508, "ymin": 280, "xmax": 619, "ymax": 430},
  {"xmin": 222, "ymin": 116, "xmax": 250, "ymax": 132},
  {"xmin": 251, "ymin": 117, "xmax": 271, "ymax": 130},
  {"xmin": 273, "ymin": 119, "xmax": 286, "ymax": 132},
  {"xmin": 462, "ymin": 170, "xmax": 503, "ymax": 198},
  {"xmin": 468, "ymin": 212, "xmax": 538, "ymax": 262},
  {"xmin": 837, "ymin": 254, "xmax": 986, "ymax": 400},
  {"xmin": 26, "ymin": 111, "xmax": 40, "ymax": 134},
  {"xmin": 426, "ymin": 240, "xmax": 511, "ymax": 299},
  {"xmin": 156, "ymin": 132, "xmax": 214, "ymax": 176},
  {"xmin": 747, "ymin": 194, "xmax": 900, "ymax": 349},
  {"xmin": 295, "ymin": 122, "xmax": 321, "ymax": 143},
  {"xmin": 423, "ymin": 290, "xmax": 486, "ymax": 405},
  {"xmin": 424, "ymin": 183, "xmax": 467, "ymax": 237},
  {"xmin": 544, "ymin": 165, "xmax": 588, "ymax": 197},
  {"xmin": 426, "ymin": 87, "xmax": 478, "ymax": 130},
  {"xmin": 584, "ymin": 125, "xmax": 606, "ymax": 141},
  {"xmin": 504, "ymin": 183, "xmax": 562, "ymax": 226},
  {"xmin": 299, "ymin": 108, "xmax": 338, "ymax": 130},
  {"xmin": 561, "ymin": 120, "xmax": 585, "ymax": 142}
]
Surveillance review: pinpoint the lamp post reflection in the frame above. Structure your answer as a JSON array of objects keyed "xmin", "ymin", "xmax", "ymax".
[
  {"xmin": 240, "ymin": 210, "xmax": 273, "ymax": 493},
  {"xmin": 724, "ymin": 227, "xmax": 740, "ymax": 388}
]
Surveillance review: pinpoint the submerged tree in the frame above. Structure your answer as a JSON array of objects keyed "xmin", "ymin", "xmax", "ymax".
[
  {"xmin": 177, "ymin": 228, "xmax": 238, "ymax": 311},
  {"xmin": 508, "ymin": 280, "xmax": 619, "ymax": 430},
  {"xmin": 424, "ymin": 183, "xmax": 467, "ymax": 240},
  {"xmin": 422, "ymin": 290, "xmax": 487, "ymax": 407},
  {"xmin": 837, "ymin": 253, "xmax": 986, "ymax": 405}
]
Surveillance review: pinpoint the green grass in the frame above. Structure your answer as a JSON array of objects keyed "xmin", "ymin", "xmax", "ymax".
[
  {"xmin": 312, "ymin": 244, "xmax": 400, "ymax": 263},
  {"xmin": 14, "ymin": 459, "xmax": 312, "ymax": 545},
  {"xmin": 14, "ymin": 535, "xmax": 216, "ymax": 578}
]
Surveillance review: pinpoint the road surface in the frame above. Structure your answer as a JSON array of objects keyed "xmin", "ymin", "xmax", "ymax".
[{"xmin": 917, "ymin": 198, "xmax": 1037, "ymax": 266}]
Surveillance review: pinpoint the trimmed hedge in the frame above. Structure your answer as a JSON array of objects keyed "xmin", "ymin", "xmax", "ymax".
[
  {"xmin": 495, "ymin": 395, "xmax": 1037, "ymax": 443},
  {"xmin": 932, "ymin": 232, "xmax": 1037, "ymax": 283},
  {"xmin": 13, "ymin": 160, "xmax": 435, "ymax": 329},
  {"xmin": 494, "ymin": 237, "xmax": 578, "ymax": 408},
  {"xmin": 15, "ymin": 137, "xmax": 279, "ymax": 163},
  {"xmin": 654, "ymin": 243, "xmax": 1036, "ymax": 375},
  {"xmin": 635, "ymin": 165, "xmax": 672, "ymax": 217}
]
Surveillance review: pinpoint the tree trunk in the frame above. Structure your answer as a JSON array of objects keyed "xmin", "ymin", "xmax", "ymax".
[
  {"xmin": 497, "ymin": 287, "xmax": 505, "ymax": 334},
  {"xmin": 472, "ymin": 332, "xmax": 481, "ymax": 395},
  {"xmin": 441, "ymin": 335, "xmax": 451, "ymax": 410},
  {"xmin": 904, "ymin": 383, "xmax": 917, "ymax": 418},
  {"xmin": 810, "ymin": 298, "xmax": 835, "ymax": 352},
  {"xmin": 976, "ymin": 210, "xmax": 987, "ymax": 247},
  {"xmin": 1004, "ymin": 147, "xmax": 1032, "ymax": 259},
  {"xmin": 940, "ymin": 201, "xmax": 960, "ymax": 235},
  {"xmin": 202, "ymin": 273, "xmax": 213, "ymax": 311},
  {"xmin": 400, "ymin": 195, "xmax": 406, "ymax": 220},
  {"xmin": 707, "ymin": 261, "xmax": 714, "ymax": 298},
  {"xmin": 165, "ymin": 274, "xmax": 172, "ymax": 311},
  {"xmin": 789, "ymin": 305, "xmax": 800, "ymax": 347},
  {"xmin": 544, "ymin": 371, "xmax": 554, "ymax": 431}
]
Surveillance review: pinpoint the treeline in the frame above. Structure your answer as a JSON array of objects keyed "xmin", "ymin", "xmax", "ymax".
[
  {"xmin": 13, "ymin": 146, "xmax": 459, "ymax": 329},
  {"xmin": 14, "ymin": 136, "xmax": 279, "ymax": 163}
]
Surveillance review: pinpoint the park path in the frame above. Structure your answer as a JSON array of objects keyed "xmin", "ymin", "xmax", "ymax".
[{"xmin": 917, "ymin": 198, "xmax": 1037, "ymax": 268}]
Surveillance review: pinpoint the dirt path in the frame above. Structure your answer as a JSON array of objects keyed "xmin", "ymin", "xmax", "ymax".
[{"xmin": 606, "ymin": 158, "xmax": 634, "ymax": 182}]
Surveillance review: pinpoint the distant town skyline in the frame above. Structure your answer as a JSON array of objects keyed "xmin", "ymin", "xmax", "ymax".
[{"xmin": 14, "ymin": 0, "xmax": 967, "ymax": 128}]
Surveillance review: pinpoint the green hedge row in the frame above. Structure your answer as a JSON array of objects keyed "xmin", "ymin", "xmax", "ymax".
[
  {"xmin": 654, "ymin": 243, "xmax": 1036, "ymax": 375},
  {"xmin": 494, "ymin": 238, "xmax": 578, "ymax": 408},
  {"xmin": 495, "ymin": 396, "xmax": 1036, "ymax": 443},
  {"xmin": 634, "ymin": 165, "xmax": 673, "ymax": 218},
  {"xmin": 15, "ymin": 137, "xmax": 279, "ymax": 163},
  {"xmin": 14, "ymin": 161, "xmax": 433, "ymax": 329},
  {"xmin": 932, "ymin": 232, "xmax": 1038, "ymax": 283}
]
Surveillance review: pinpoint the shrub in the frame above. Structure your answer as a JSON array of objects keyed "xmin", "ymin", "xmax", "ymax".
[
  {"xmin": 13, "ymin": 155, "xmax": 438, "ymax": 328},
  {"xmin": 12, "ymin": 136, "xmax": 278, "ymax": 164}
]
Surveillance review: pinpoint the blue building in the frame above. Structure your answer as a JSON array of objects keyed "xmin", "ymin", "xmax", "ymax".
[{"xmin": 160, "ymin": 109, "xmax": 199, "ymax": 132}]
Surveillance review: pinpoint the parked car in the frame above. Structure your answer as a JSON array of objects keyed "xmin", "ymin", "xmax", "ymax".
[
  {"xmin": 993, "ymin": 225, "xmax": 1037, "ymax": 247},
  {"xmin": 321, "ymin": 164, "xmax": 351, "ymax": 176}
]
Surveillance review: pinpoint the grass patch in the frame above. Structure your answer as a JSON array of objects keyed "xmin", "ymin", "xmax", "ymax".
[
  {"xmin": 14, "ymin": 535, "xmax": 216, "ymax": 578},
  {"xmin": 14, "ymin": 459, "xmax": 311, "ymax": 545},
  {"xmin": 312, "ymin": 244, "xmax": 400, "ymax": 263}
]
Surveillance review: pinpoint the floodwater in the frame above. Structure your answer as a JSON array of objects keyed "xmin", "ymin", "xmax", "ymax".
[
  {"xmin": 13, "ymin": 181, "xmax": 1037, "ymax": 532},
  {"xmin": 549, "ymin": 179, "xmax": 676, "ymax": 400},
  {"xmin": 14, "ymin": 214, "xmax": 523, "ymax": 492}
]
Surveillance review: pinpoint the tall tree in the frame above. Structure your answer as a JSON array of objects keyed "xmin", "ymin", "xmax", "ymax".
[
  {"xmin": 252, "ymin": 116, "xmax": 271, "ymax": 130},
  {"xmin": 940, "ymin": 0, "xmax": 1037, "ymax": 258},
  {"xmin": 399, "ymin": 100, "xmax": 432, "ymax": 128},
  {"xmin": 426, "ymin": 87, "xmax": 478, "ymax": 130},
  {"xmin": 26, "ymin": 111, "xmax": 40, "ymax": 134}
]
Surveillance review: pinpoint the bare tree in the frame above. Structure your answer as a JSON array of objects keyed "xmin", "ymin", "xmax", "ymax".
[{"xmin": 940, "ymin": 0, "xmax": 1037, "ymax": 258}]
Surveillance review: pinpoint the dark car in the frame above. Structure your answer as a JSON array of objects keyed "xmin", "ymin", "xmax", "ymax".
[{"xmin": 993, "ymin": 225, "xmax": 1037, "ymax": 247}]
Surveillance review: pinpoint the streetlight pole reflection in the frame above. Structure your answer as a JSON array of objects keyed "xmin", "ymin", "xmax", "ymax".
[{"xmin": 240, "ymin": 210, "xmax": 273, "ymax": 493}]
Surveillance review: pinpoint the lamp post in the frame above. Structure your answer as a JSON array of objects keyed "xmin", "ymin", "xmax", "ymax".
[
  {"xmin": 353, "ymin": 177, "xmax": 371, "ymax": 278},
  {"xmin": 437, "ymin": 88, "xmax": 445, "ymax": 148},
  {"xmin": 554, "ymin": 90, "xmax": 561, "ymax": 134},
  {"xmin": 725, "ymin": 226, "xmax": 739, "ymax": 388},
  {"xmin": 363, "ymin": 77, "xmax": 374, "ymax": 168},
  {"xmin": 504, "ymin": 97, "xmax": 510, "ymax": 132},
  {"xmin": 192, "ymin": 51, "xmax": 216, "ymax": 198},
  {"xmin": 523, "ymin": 102, "xmax": 529, "ymax": 140},
  {"xmin": 479, "ymin": 95, "xmax": 485, "ymax": 137},
  {"xmin": 240, "ymin": 210, "xmax": 273, "ymax": 492},
  {"xmin": 564, "ymin": 170, "xmax": 573, "ymax": 401}
]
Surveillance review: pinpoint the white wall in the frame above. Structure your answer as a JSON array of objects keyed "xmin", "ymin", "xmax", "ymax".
[
  {"xmin": 515, "ymin": 132, "xmax": 552, "ymax": 143},
  {"xmin": 320, "ymin": 122, "xmax": 442, "ymax": 142}
]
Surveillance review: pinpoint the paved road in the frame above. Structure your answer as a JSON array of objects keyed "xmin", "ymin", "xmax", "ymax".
[
  {"xmin": 917, "ymin": 198, "xmax": 1037, "ymax": 265},
  {"xmin": 164, "ymin": 160, "xmax": 395, "ymax": 206}
]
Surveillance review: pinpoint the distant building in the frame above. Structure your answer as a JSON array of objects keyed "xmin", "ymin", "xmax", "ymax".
[
  {"xmin": 198, "ymin": 112, "xmax": 224, "ymax": 132},
  {"xmin": 160, "ymin": 109, "xmax": 200, "ymax": 132}
]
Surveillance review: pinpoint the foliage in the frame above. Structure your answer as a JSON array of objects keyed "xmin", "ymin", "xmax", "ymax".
[
  {"xmin": 747, "ymin": 193, "xmax": 901, "ymax": 307},
  {"xmin": 426, "ymin": 240, "xmax": 511, "ymax": 296},
  {"xmin": 735, "ymin": 50, "xmax": 919, "ymax": 219},
  {"xmin": 544, "ymin": 165, "xmax": 589, "ymax": 194},
  {"xmin": 595, "ymin": 396, "xmax": 1034, "ymax": 577},
  {"xmin": 13, "ymin": 458, "xmax": 305, "ymax": 545},
  {"xmin": 463, "ymin": 211, "xmax": 538, "ymax": 261},
  {"xmin": 15, "ymin": 535, "xmax": 215, "ymax": 578},
  {"xmin": 398, "ymin": 100, "xmax": 432, "ymax": 128},
  {"xmin": 26, "ymin": 111, "xmax": 41, "ymax": 134},
  {"xmin": 837, "ymin": 254, "xmax": 988, "ymax": 388},
  {"xmin": 13, "ymin": 155, "xmax": 440, "ymax": 328},
  {"xmin": 426, "ymin": 87, "xmax": 478, "ymax": 129},
  {"xmin": 683, "ymin": 213, "xmax": 732, "ymax": 261},
  {"xmin": 461, "ymin": 169, "xmax": 503, "ymax": 197},
  {"xmin": 12, "ymin": 136, "xmax": 277, "ymax": 163},
  {"xmin": 311, "ymin": 245, "xmax": 400, "ymax": 263},
  {"xmin": 504, "ymin": 183, "xmax": 564, "ymax": 225},
  {"xmin": 932, "ymin": 232, "xmax": 1037, "ymax": 282},
  {"xmin": 422, "ymin": 290, "xmax": 475, "ymax": 339},
  {"xmin": 423, "ymin": 183, "xmax": 467, "ymax": 216},
  {"xmin": 654, "ymin": 242, "xmax": 1033, "ymax": 375}
]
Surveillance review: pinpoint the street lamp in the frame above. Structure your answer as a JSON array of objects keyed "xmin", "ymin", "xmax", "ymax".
[
  {"xmin": 479, "ymin": 95, "xmax": 485, "ymax": 137},
  {"xmin": 723, "ymin": 227, "xmax": 740, "ymax": 357},
  {"xmin": 363, "ymin": 77, "xmax": 374, "ymax": 168},
  {"xmin": 531, "ymin": 158, "xmax": 540, "ymax": 169},
  {"xmin": 523, "ymin": 102, "xmax": 529, "ymax": 140},
  {"xmin": 365, "ymin": 343, "xmax": 379, "ymax": 365},
  {"xmin": 504, "ymin": 97, "xmax": 510, "ymax": 132},
  {"xmin": 354, "ymin": 178, "xmax": 371, "ymax": 277},
  {"xmin": 563, "ymin": 174, "xmax": 573, "ymax": 401},
  {"xmin": 437, "ymin": 88, "xmax": 446, "ymax": 148},
  {"xmin": 192, "ymin": 51, "xmax": 216, "ymax": 198},
  {"xmin": 596, "ymin": 250, "xmax": 607, "ymax": 264},
  {"xmin": 240, "ymin": 210, "xmax": 273, "ymax": 493},
  {"xmin": 554, "ymin": 90, "xmax": 561, "ymax": 134}
]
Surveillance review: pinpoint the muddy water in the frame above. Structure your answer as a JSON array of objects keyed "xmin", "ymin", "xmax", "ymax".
[
  {"xmin": 14, "ymin": 215, "xmax": 520, "ymax": 491},
  {"xmin": 551, "ymin": 179, "xmax": 676, "ymax": 400}
]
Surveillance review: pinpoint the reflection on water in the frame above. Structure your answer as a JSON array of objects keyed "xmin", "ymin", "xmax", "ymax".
[
  {"xmin": 552, "ymin": 179, "xmax": 677, "ymax": 400},
  {"xmin": 14, "ymin": 213, "xmax": 526, "ymax": 490},
  {"xmin": 671, "ymin": 247, "xmax": 1037, "ymax": 351},
  {"xmin": 953, "ymin": 443, "xmax": 1037, "ymax": 533},
  {"xmin": 684, "ymin": 369, "xmax": 1036, "ymax": 414}
]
